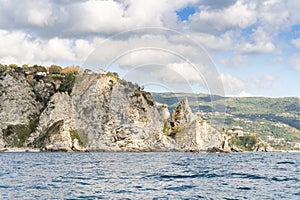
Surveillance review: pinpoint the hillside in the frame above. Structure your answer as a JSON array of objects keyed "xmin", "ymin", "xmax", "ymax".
[{"xmin": 152, "ymin": 93, "xmax": 300, "ymax": 150}]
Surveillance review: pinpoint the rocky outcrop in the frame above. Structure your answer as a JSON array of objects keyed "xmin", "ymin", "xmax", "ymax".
[
  {"xmin": 254, "ymin": 140, "xmax": 273, "ymax": 152},
  {"xmin": 164, "ymin": 98, "xmax": 229, "ymax": 152},
  {"xmin": 0, "ymin": 70, "xmax": 41, "ymax": 149},
  {"xmin": 25, "ymin": 92, "xmax": 83, "ymax": 152},
  {"xmin": 70, "ymin": 73, "xmax": 171, "ymax": 151},
  {"xmin": 0, "ymin": 66, "xmax": 230, "ymax": 152}
]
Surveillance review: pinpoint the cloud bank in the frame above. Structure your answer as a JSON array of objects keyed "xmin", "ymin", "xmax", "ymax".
[{"xmin": 0, "ymin": 0, "xmax": 299, "ymax": 96}]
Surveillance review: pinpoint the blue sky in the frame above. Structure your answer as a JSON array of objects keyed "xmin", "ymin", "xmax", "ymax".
[
  {"xmin": 0, "ymin": 0, "xmax": 299, "ymax": 97},
  {"xmin": 176, "ymin": 6, "xmax": 196, "ymax": 21}
]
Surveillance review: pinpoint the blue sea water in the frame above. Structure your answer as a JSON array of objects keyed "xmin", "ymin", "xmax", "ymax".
[{"xmin": 0, "ymin": 152, "xmax": 299, "ymax": 199}]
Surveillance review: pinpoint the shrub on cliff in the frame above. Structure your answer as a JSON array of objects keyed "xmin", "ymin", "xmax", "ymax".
[
  {"xmin": 61, "ymin": 65, "xmax": 80, "ymax": 75},
  {"xmin": 8, "ymin": 64, "xmax": 19, "ymax": 69},
  {"xmin": 27, "ymin": 65, "xmax": 47, "ymax": 73},
  {"xmin": 0, "ymin": 64, "xmax": 6, "ymax": 72},
  {"xmin": 229, "ymin": 134, "xmax": 259, "ymax": 151},
  {"xmin": 58, "ymin": 73, "xmax": 76, "ymax": 94},
  {"xmin": 106, "ymin": 71, "xmax": 119, "ymax": 79},
  {"xmin": 48, "ymin": 65, "xmax": 63, "ymax": 74},
  {"xmin": 2, "ymin": 118, "xmax": 39, "ymax": 147}
]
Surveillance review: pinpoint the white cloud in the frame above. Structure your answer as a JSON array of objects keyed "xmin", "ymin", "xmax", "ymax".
[
  {"xmin": 0, "ymin": 0, "xmax": 199, "ymax": 37},
  {"xmin": 155, "ymin": 62, "xmax": 204, "ymax": 83},
  {"xmin": 85, "ymin": 32, "xmax": 213, "ymax": 69},
  {"xmin": 256, "ymin": 0, "xmax": 300, "ymax": 33},
  {"xmin": 67, "ymin": 1, "xmax": 127, "ymax": 34},
  {"xmin": 238, "ymin": 41, "xmax": 275, "ymax": 54},
  {"xmin": 264, "ymin": 74, "xmax": 276, "ymax": 81},
  {"xmin": 26, "ymin": 5, "xmax": 54, "ymax": 26},
  {"xmin": 236, "ymin": 91, "xmax": 253, "ymax": 97},
  {"xmin": 184, "ymin": 26, "xmax": 276, "ymax": 54},
  {"xmin": 252, "ymin": 74, "xmax": 276, "ymax": 88},
  {"xmin": 73, "ymin": 39, "xmax": 95, "ymax": 58},
  {"xmin": 290, "ymin": 56, "xmax": 300, "ymax": 71},
  {"xmin": 227, "ymin": 90, "xmax": 253, "ymax": 97},
  {"xmin": 0, "ymin": 30, "xmax": 38, "ymax": 64},
  {"xmin": 186, "ymin": 0, "xmax": 300, "ymax": 54},
  {"xmin": 219, "ymin": 55, "xmax": 249, "ymax": 68},
  {"xmin": 188, "ymin": 32, "xmax": 234, "ymax": 51},
  {"xmin": 65, "ymin": 0, "xmax": 201, "ymax": 35},
  {"xmin": 292, "ymin": 64, "xmax": 300, "ymax": 71},
  {"xmin": 291, "ymin": 38, "xmax": 300, "ymax": 48},
  {"xmin": 0, "ymin": 0, "xmax": 57, "ymax": 27},
  {"xmin": 258, "ymin": 0, "xmax": 290, "ymax": 31},
  {"xmin": 0, "ymin": 0, "xmax": 295, "ymax": 56},
  {"xmin": 40, "ymin": 38, "xmax": 74, "ymax": 61},
  {"xmin": 238, "ymin": 27, "xmax": 275, "ymax": 53},
  {"xmin": 199, "ymin": 0, "xmax": 237, "ymax": 10},
  {"xmin": 220, "ymin": 73, "xmax": 247, "ymax": 95},
  {"xmin": 0, "ymin": 29, "xmax": 94, "ymax": 65},
  {"xmin": 189, "ymin": 0, "xmax": 257, "ymax": 33}
]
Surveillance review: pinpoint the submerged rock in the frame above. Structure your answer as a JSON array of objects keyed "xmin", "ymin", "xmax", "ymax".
[{"xmin": 207, "ymin": 147, "xmax": 230, "ymax": 153}]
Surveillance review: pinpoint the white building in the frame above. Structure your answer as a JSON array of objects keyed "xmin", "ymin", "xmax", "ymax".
[{"xmin": 227, "ymin": 126, "xmax": 244, "ymax": 137}]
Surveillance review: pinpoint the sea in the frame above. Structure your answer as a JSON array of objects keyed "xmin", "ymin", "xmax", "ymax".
[{"xmin": 0, "ymin": 152, "xmax": 299, "ymax": 199}]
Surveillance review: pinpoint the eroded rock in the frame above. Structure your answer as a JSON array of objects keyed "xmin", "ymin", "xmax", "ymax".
[{"xmin": 0, "ymin": 68, "xmax": 233, "ymax": 152}]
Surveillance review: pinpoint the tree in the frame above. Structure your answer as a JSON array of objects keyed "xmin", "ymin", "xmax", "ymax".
[
  {"xmin": 8, "ymin": 64, "xmax": 19, "ymax": 69},
  {"xmin": 48, "ymin": 65, "xmax": 63, "ymax": 74},
  {"xmin": 61, "ymin": 65, "xmax": 81, "ymax": 75},
  {"xmin": 22, "ymin": 64, "xmax": 29, "ymax": 69},
  {"xmin": 31, "ymin": 65, "xmax": 47, "ymax": 73}
]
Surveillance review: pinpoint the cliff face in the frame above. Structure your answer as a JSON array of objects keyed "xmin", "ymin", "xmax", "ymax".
[
  {"xmin": 0, "ymin": 67, "xmax": 227, "ymax": 152},
  {"xmin": 0, "ymin": 70, "xmax": 41, "ymax": 148},
  {"xmin": 70, "ymin": 73, "xmax": 171, "ymax": 151},
  {"xmin": 164, "ymin": 98, "xmax": 227, "ymax": 151}
]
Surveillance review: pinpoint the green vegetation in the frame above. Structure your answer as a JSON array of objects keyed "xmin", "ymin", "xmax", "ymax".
[
  {"xmin": 29, "ymin": 64, "xmax": 47, "ymax": 73},
  {"xmin": 162, "ymin": 121, "xmax": 171, "ymax": 134},
  {"xmin": 8, "ymin": 64, "xmax": 19, "ymax": 69},
  {"xmin": 170, "ymin": 125, "xmax": 182, "ymax": 138},
  {"xmin": 61, "ymin": 65, "xmax": 80, "ymax": 75},
  {"xmin": 1, "ymin": 64, "xmax": 80, "ymax": 95},
  {"xmin": 106, "ymin": 71, "xmax": 119, "ymax": 79},
  {"xmin": 172, "ymin": 125, "xmax": 181, "ymax": 134},
  {"xmin": 48, "ymin": 65, "xmax": 63, "ymax": 74},
  {"xmin": 70, "ymin": 130, "xmax": 86, "ymax": 147},
  {"xmin": 2, "ymin": 118, "xmax": 38, "ymax": 147},
  {"xmin": 229, "ymin": 134, "xmax": 259, "ymax": 151},
  {"xmin": 173, "ymin": 105, "xmax": 183, "ymax": 122},
  {"xmin": 57, "ymin": 73, "xmax": 76, "ymax": 94},
  {"xmin": 34, "ymin": 120, "xmax": 63, "ymax": 147},
  {"xmin": 162, "ymin": 121, "xmax": 182, "ymax": 138}
]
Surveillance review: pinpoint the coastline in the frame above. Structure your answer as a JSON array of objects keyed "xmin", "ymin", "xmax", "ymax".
[
  {"xmin": 1, "ymin": 147, "xmax": 300, "ymax": 153},
  {"xmin": 0, "ymin": 148, "xmax": 40, "ymax": 153}
]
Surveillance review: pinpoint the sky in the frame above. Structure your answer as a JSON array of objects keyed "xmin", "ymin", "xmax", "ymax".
[{"xmin": 0, "ymin": 0, "xmax": 299, "ymax": 97}]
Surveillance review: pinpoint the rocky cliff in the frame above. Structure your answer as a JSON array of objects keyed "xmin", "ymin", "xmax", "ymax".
[
  {"xmin": 0, "ymin": 65, "xmax": 229, "ymax": 152},
  {"xmin": 163, "ymin": 98, "xmax": 229, "ymax": 151}
]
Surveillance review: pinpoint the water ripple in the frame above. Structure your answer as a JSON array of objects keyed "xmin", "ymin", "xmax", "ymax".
[
  {"xmin": 237, "ymin": 186, "xmax": 252, "ymax": 190},
  {"xmin": 277, "ymin": 161, "xmax": 296, "ymax": 165},
  {"xmin": 230, "ymin": 172, "xmax": 268, "ymax": 180},
  {"xmin": 271, "ymin": 176, "xmax": 299, "ymax": 182},
  {"xmin": 0, "ymin": 152, "xmax": 299, "ymax": 199}
]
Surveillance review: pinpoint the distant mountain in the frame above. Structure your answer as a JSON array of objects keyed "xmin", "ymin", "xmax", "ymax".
[{"xmin": 152, "ymin": 93, "xmax": 300, "ymax": 150}]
